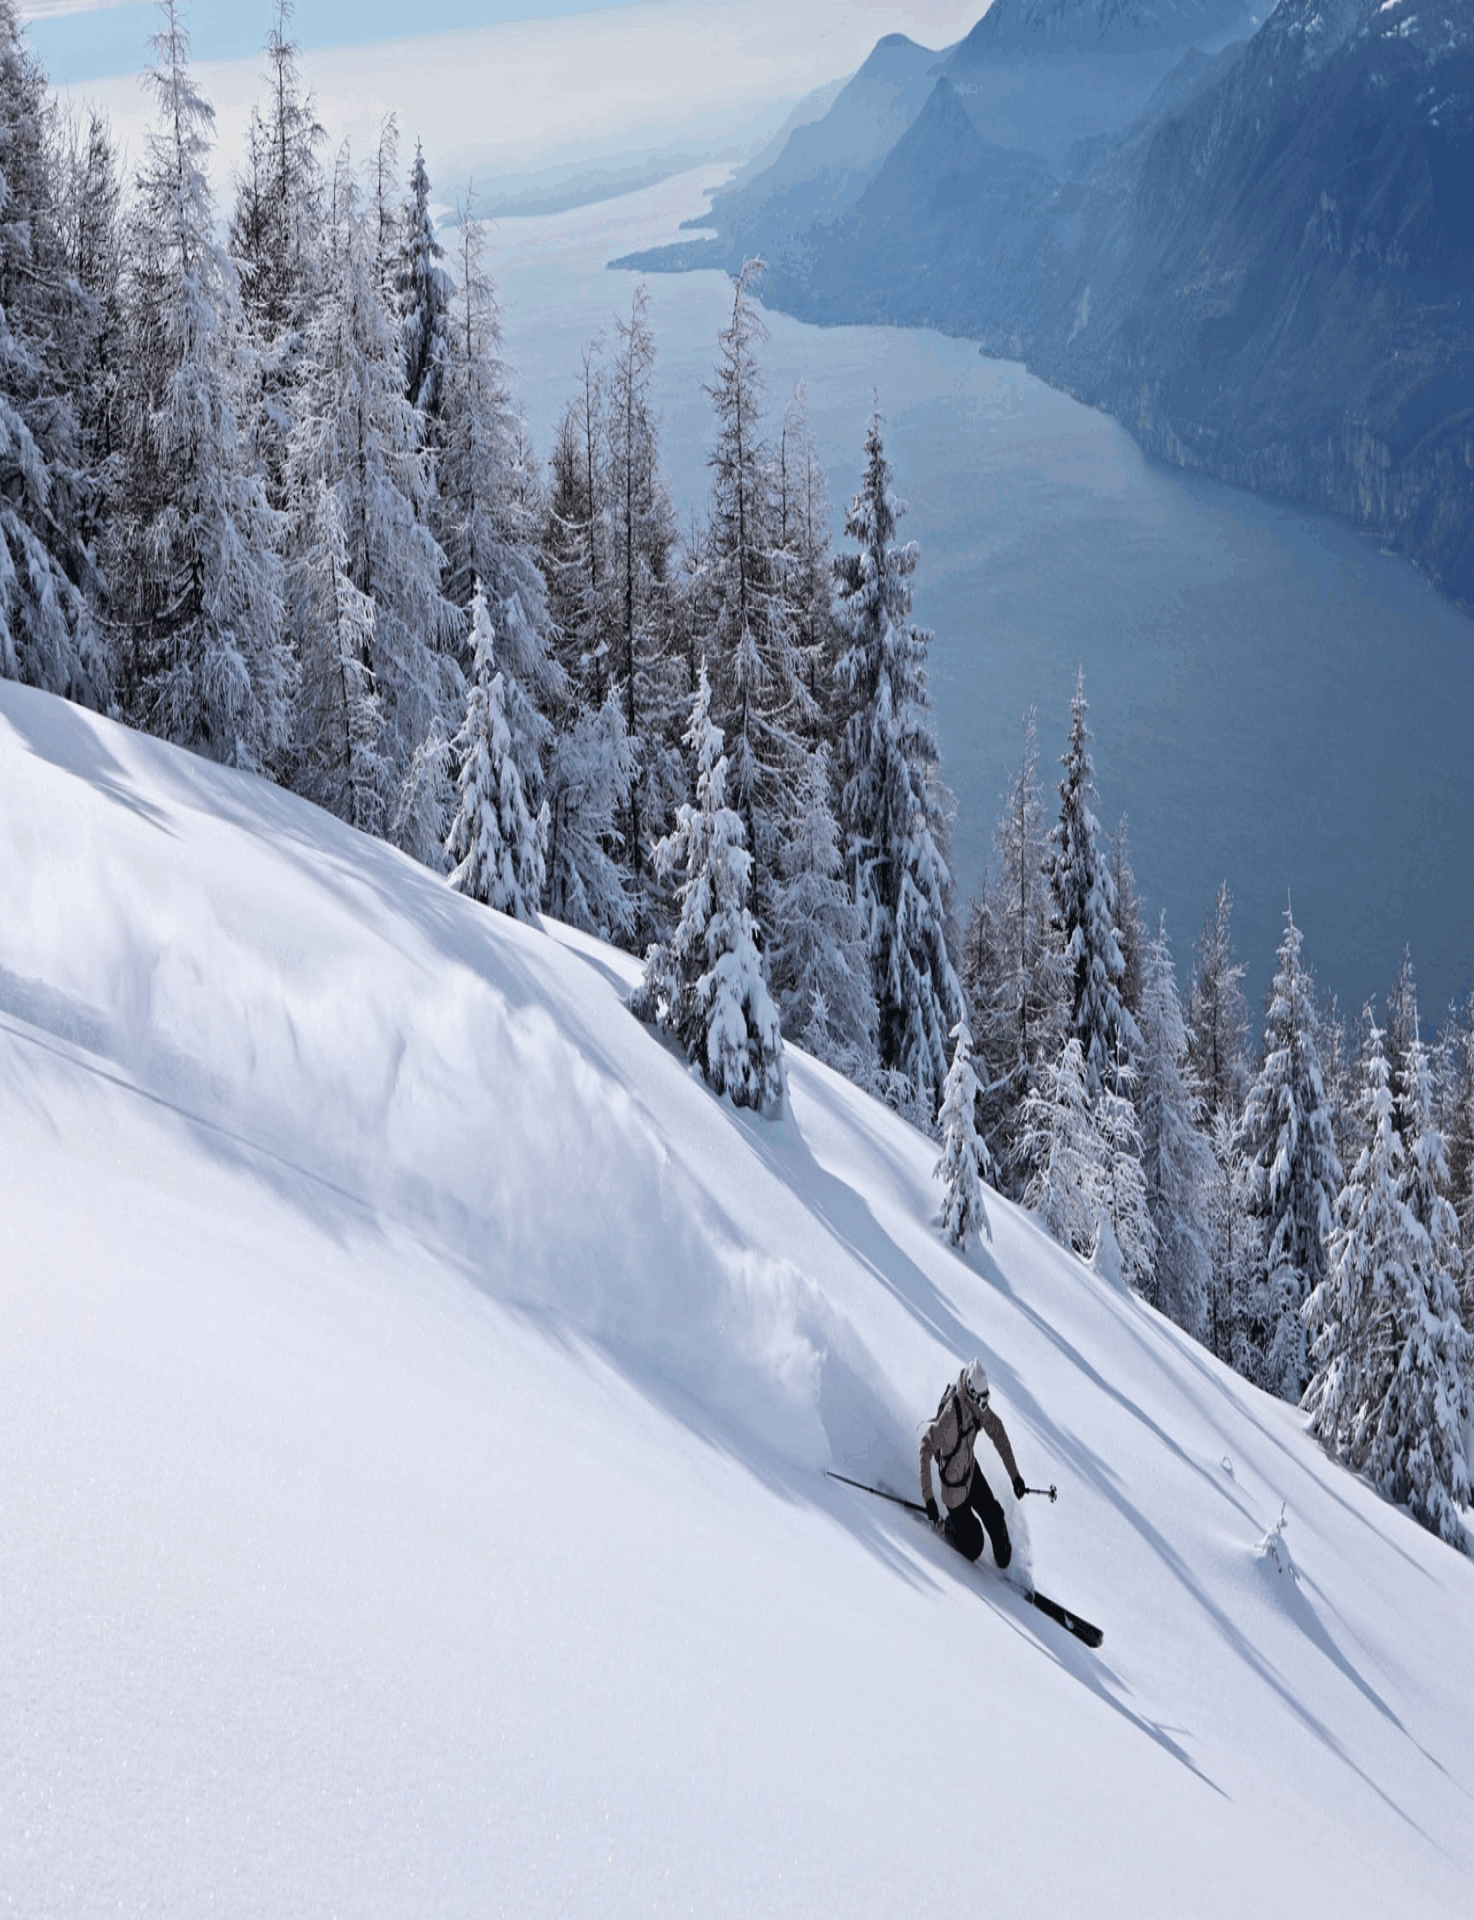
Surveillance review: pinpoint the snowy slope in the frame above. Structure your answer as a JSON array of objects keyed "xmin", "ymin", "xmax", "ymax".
[{"xmin": 3, "ymin": 678, "xmax": 1472, "ymax": 1917}]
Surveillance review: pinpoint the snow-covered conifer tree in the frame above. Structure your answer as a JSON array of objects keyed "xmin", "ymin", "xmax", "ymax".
[
  {"xmin": 1049, "ymin": 671, "xmax": 1138, "ymax": 1098},
  {"xmin": 1235, "ymin": 905, "xmax": 1343, "ymax": 1400},
  {"xmin": 637, "ymin": 664, "xmax": 785, "ymax": 1114},
  {"xmin": 1108, "ymin": 818, "xmax": 1146, "ymax": 1036},
  {"xmin": 1442, "ymin": 995, "xmax": 1474, "ymax": 1289},
  {"xmin": 1096, "ymin": 1058, "xmax": 1157, "ymax": 1291},
  {"xmin": 110, "ymin": 0, "xmax": 290, "ymax": 769},
  {"xmin": 228, "ymin": 4, "xmax": 325, "ymax": 524},
  {"xmin": 701, "ymin": 261, "xmax": 810, "ymax": 921},
  {"xmin": 833, "ymin": 407, "xmax": 962, "ymax": 1114},
  {"xmin": 968, "ymin": 709, "xmax": 1065, "ymax": 1183},
  {"xmin": 777, "ymin": 385, "xmax": 840, "ymax": 740},
  {"xmin": 605, "ymin": 284, "xmax": 683, "ymax": 938},
  {"xmin": 0, "ymin": 3, "xmax": 108, "ymax": 706},
  {"xmin": 285, "ymin": 143, "xmax": 459, "ymax": 855},
  {"xmin": 1138, "ymin": 919, "xmax": 1212, "ymax": 1338},
  {"xmin": 446, "ymin": 586, "xmax": 547, "ymax": 920},
  {"xmin": 295, "ymin": 478, "xmax": 392, "ymax": 835},
  {"xmin": 1306, "ymin": 1016, "xmax": 1410, "ymax": 1458},
  {"xmin": 51, "ymin": 102, "xmax": 125, "ymax": 570},
  {"xmin": 1188, "ymin": 882, "xmax": 1252, "ymax": 1362},
  {"xmin": 434, "ymin": 198, "xmax": 559, "ymax": 833},
  {"xmin": 935, "ymin": 1021, "xmax": 992, "ymax": 1248},
  {"xmin": 1396, "ymin": 1027, "xmax": 1474, "ymax": 1540},
  {"xmin": 370, "ymin": 115, "xmax": 400, "ymax": 299},
  {"xmin": 543, "ymin": 340, "xmax": 609, "ymax": 706},
  {"xmin": 767, "ymin": 744, "xmax": 877, "ymax": 1073},
  {"xmin": 1306, "ymin": 1012, "xmax": 1472, "ymax": 1548},
  {"xmin": 1020, "ymin": 1037, "xmax": 1104, "ymax": 1263},
  {"xmin": 1384, "ymin": 952, "xmax": 1421, "ymax": 1116},
  {"xmin": 1188, "ymin": 882, "xmax": 1250, "ymax": 1121},
  {"xmin": 544, "ymin": 691, "xmax": 635, "ymax": 939},
  {"xmin": 398, "ymin": 139, "xmax": 452, "ymax": 425},
  {"xmin": 229, "ymin": 5, "xmax": 323, "ymax": 357}
]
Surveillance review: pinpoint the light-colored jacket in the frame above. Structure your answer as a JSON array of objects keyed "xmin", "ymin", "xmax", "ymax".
[{"xmin": 919, "ymin": 1374, "xmax": 1021, "ymax": 1512}]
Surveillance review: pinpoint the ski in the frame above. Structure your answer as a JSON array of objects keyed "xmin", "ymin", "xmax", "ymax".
[
  {"xmin": 1022, "ymin": 1589, "xmax": 1103, "ymax": 1649},
  {"xmin": 825, "ymin": 1470, "xmax": 1104, "ymax": 1650}
]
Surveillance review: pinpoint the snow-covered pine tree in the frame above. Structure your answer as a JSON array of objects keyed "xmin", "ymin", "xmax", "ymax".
[
  {"xmin": 767, "ymin": 743, "xmax": 877, "ymax": 1074},
  {"xmin": 833, "ymin": 406, "xmax": 962, "ymax": 1116},
  {"xmin": 1049, "ymin": 670, "xmax": 1139, "ymax": 1098},
  {"xmin": 1306, "ymin": 1016, "xmax": 1413, "ymax": 1471},
  {"xmin": 935, "ymin": 1020, "xmax": 992, "ymax": 1248},
  {"xmin": 433, "ymin": 195, "xmax": 560, "ymax": 866},
  {"xmin": 1324, "ymin": 996, "xmax": 1364, "ymax": 1187},
  {"xmin": 0, "ymin": 2, "xmax": 108, "ymax": 707},
  {"xmin": 605, "ymin": 284, "xmax": 683, "ymax": 940},
  {"xmin": 1020, "ymin": 1036, "xmax": 1104, "ymax": 1263},
  {"xmin": 285, "ymin": 142, "xmax": 459, "ymax": 859},
  {"xmin": 109, "ymin": 0, "xmax": 290, "ymax": 769},
  {"xmin": 1138, "ymin": 917, "xmax": 1212, "ymax": 1338},
  {"xmin": 1096, "ymin": 1055, "xmax": 1157, "ymax": 1291},
  {"xmin": 1381, "ymin": 1022, "xmax": 1472, "ymax": 1545},
  {"xmin": 1235, "ymin": 905, "xmax": 1343, "ymax": 1400},
  {"xmin": 701, "ymin": 260, "xmax": 810, "ymax": 924},
  {"xmin": 967, "ymin": 709, "xmax": 1065, "ymax": 1185},
  {"xmin": 1383, "ymin": 951, "xmax": 1421, "ymax": 1119},
  {"xmin": 1306, "ymin": 1011, "xmax": 1473, "ymax": 1548},
  {"xmin": 397, "ymin": 139, "xmax": 452, "ymax": 426},
  {"xmin": 957, "ymin": 881, "xmax": 1006, "ymax": 1152},
  {"xmin": 776, "ymin": 384, "xmax": 840, "ymax": 742},
  {"xmin": 296, "ymin": 478, "xmax": 392, "ymax": 836},
  {"xmin": 228, "ymin": 4, "xmax": 325, "ymax": 520},
  {"xmin": 1188, "ymin": 884, "xmax": 1253, "ymax": 1363},
  {"xmin": 446, "ymin": 585, "xmax": 547, "ymax": 921},
  {"xmin": 540, "ymin": 467, "xmax": 631, "ymax": 935},
  {"xmin": 636, "ymin": 664, "xmax": 785, "ymax": 1114},
  {"xmin": 229, "ymin": 5, "xmax": 323, "ymax": 360},
  {"xmin": 1442, "ymin": 994, "xmax": 1474, "ymax": 1293},
  {"xmin": 543, "ymin": 339, "xmax": 609, "ymax": 707},
  {"xmin": 370, "ymin": 114, "xmax": 400, "ymax": 301},
  {"xmin": 1108, "ymin": 817, "xmax": 1146, "ymax": 1037},
  {"xmin": 52, "ymin": 102, "xmax": 125, "ymax": 498},
  {"xmin": 543, "ymin": 691, "xmax": 636, "ymax": 940},
  {"xmin": 1188, "ymin": 882, "xmax": 1250, "ymax": 1121}
]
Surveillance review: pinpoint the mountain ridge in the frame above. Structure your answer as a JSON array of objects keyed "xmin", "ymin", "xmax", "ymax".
[{"xmin": 618, "ymin": 0, "xmax": 1474, "ymax": 606}]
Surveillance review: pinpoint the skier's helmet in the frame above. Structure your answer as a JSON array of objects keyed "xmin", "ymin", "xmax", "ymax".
[{"xmin": 962, "ymin": 1359, "xmax": 989, "ymax": 1408}]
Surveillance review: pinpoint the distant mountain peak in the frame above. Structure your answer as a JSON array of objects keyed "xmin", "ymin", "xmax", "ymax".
[
  {"xmin": 857, "ymin": 32, "xmax": 935, "ymax": 79},
  {"xmin": 958, "ymin": 0, "xmax": 1255, "ymax": 56}
]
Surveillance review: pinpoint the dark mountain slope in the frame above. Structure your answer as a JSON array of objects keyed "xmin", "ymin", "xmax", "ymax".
[
  {"xmin": 951, "ymin": 0, "xmax": 1257, "ymax": 57},
  {"xmin": 621, "ymin": 1, "xmax": 1257, "ymax": 275},
  {"xmin": 1036, "ymin": 0, "xmax": 1474, "ymax": 599},
  {"xmin": 620, "ymin": 0, "xmax": 1474, "ymax": 605},
  {"xmin": 638, "ymin": 32, "xmax": 945, "ymax": 275}
]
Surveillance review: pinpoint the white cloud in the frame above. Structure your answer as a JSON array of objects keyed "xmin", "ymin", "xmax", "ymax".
[{"xmin": 19, "ymin": 1, "xmax": 127, "ymax": 19}]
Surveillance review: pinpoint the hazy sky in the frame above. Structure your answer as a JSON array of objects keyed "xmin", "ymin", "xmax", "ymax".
[
  {"xmin": 34, "ymin": 2, "xmax": 987, "ymax": 202},
  {"xmin": 26, "ymin": 1, "xmax": 984, "ymax": 83}
]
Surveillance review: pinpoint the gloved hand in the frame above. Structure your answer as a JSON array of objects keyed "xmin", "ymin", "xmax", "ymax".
[
  {"xmin": 925, "ymin": 1496, "xmax": 940, "ymax": 1528},
  {"xmin": 1012, "ymin": 1475, "xmax": 1027, "ymax": 1501}
]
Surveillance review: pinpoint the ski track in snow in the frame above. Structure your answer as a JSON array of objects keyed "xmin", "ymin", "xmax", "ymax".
[{"xmin": 2, "ymin": 677, "xmax": 1473, "ymax": 1916}]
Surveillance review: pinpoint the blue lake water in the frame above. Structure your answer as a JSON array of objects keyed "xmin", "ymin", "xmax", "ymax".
[{"xmin": 490, "ymin": 167, "xmax": 1474, "ymax": 1023}]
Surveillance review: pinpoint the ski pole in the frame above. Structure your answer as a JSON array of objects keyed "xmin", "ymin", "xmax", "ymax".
[
  {"xmin": 825, "ymin": 1469, "xmax": 928, "ymax": 1514},
  {"xmin": 1022, "ymin": 1484, "xmax": 1058, "ymax": 1503}
]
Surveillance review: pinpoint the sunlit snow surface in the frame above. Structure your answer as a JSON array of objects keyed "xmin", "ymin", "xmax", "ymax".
[{"xmin": 3, "ymin": 678, "xmax": 1473, "ymax": 1915}]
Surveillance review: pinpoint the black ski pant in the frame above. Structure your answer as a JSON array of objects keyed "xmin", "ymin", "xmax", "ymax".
[{"xmin": 943, "ymin": 1462, "xmax": 1012, "ymax": 1570}]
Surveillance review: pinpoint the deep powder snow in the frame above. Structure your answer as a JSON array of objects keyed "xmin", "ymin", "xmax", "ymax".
[{"xmin": 3, "ymin": 679, "xmax": 1472, "ymax": 1915}]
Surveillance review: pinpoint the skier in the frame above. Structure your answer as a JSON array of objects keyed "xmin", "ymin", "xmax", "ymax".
[{"xmin": 920, "ymin": 1359, "xmax": 1028, "ymax": 1570}]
